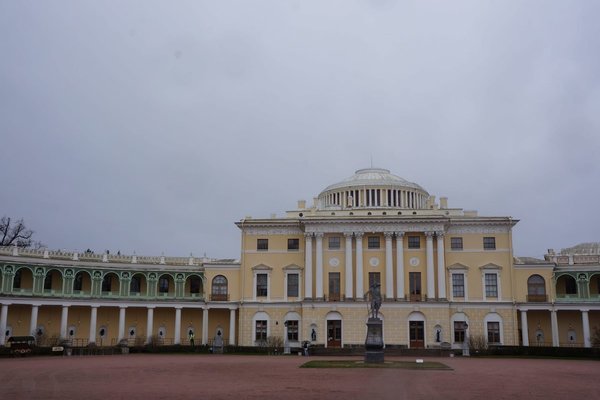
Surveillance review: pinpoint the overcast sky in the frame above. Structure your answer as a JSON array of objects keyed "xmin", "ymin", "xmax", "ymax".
[{"xmin": 1, "ymin": 1, "xmax": 598, "ymax": 259}]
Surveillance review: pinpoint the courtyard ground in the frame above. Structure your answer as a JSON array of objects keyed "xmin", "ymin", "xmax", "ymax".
[{"xmin": 1, "ymin": 354, "xmax": 599, "ymax": 400}]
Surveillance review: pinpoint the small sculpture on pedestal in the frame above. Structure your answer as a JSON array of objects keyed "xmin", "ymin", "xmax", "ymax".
[{"xmin": 365, "ymin": 283, "xmax": 384, "ymax": 363}]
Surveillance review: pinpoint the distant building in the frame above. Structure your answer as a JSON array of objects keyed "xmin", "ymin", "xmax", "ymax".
[{"xmin": 0, "ymin": 168, "xmax": 598, "ymax": 349}]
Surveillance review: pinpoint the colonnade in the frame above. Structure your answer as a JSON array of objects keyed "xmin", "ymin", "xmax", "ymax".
[
  {"xmin": 304, "ymin": 231, "xmax": 446, "ymax": 300},
  {"xmin": 519, "ymin": 308, "xmax": 593, "ymax": 348},
  {"xmin": 0, "ymin": 302, "xmax": 237, "ymax": 346}
]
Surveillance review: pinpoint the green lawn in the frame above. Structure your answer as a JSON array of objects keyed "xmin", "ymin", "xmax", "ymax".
[{"xmin": 300, "ymin": 360, "xmax": 452, "ymax": 370}]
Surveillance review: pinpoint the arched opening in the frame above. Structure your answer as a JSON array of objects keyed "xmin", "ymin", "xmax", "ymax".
[
  {"xmin": 484, "ymin": 313, "xmax": 503, "ymax": 345},
  {"xmin": 13, "ymin": 267, "xmax": 34, "ymax": 293},
  {"xmin": 556, "ymin": 275, "xmax": 578, "ymax": 298},
  {"xmin": 44, "ymin": 269, "xmax": 63, "ymax": 294},
  {"xmin": 101, "ymin": 272, "xmax": 120, "ymax": 297},
  {"xmin": 527, "ymin": 274, "xmax": 547, "ymax": 302},
  {"xmin": 590, "ymin": 274, "xmax": 600, "ymax": 297},
  {"xmin": 326, "ymin": 311, "xmax": 343, "ymax": 348},
  {"xmin": 184, "ymin": 275, "xmax": 203, "ymax": 298},
  {"xmin": 130, "ymin": 273, "xmax": 147, "ymax": 296},
  {"xmin": 284, "ymin": 311, "xmax": 301, "ymax": 346},
  {"xmin": 73, "ymin": 271, "xmax": 92, "ymax": 295},
  {"xmin": 252, "ymin": 311, "xmax": 270, "ymax": 346},
  {"xmin": 408, "ymin": 311, "xmax": 426, "ymax": 348},
  {"xmin": 157, "ymin": 274, "xmax": 175, "ymax": 297},
  {"xmin": 211, "ymin": 275, "xmax": 228, "ymax": 301}
]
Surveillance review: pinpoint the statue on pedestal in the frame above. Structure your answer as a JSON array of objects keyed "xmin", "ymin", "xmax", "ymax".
[{"xmin": 364, "ymin": 282, "xmax": 384, "ymax": 363}]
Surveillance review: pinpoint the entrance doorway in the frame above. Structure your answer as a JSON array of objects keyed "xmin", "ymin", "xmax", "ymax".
[
  {"xmin": 327, "ymin": 320, "xmax": 342, "ymax": 348},
  {"xmin": 409, "ymin": 321, "xmax": 424, "ymax": 348}
]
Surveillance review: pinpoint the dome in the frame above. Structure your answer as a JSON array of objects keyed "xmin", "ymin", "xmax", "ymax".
[{"xmin": 318, "ymin": 168, "xmax": 430, "ymax": 210}]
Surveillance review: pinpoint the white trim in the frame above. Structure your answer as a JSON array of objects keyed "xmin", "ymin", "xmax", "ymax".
[
  {"xmin": 407, "ymin": 311, "xmax": 426, "ymax": 349},
  {"xmin": 483, "ymin": 312, "xmax": 504, "ymax": 345},
  {"xmin": 450, "ymin": 271, "xmax": 468, "ymax": 301},
  {"xmin": 325, "ymin": 311, "xmax": 343, "ymax": 348},
  {"xmin": 252, "ymin": 311, "xmax": 270, "ymax": 345},
  {"xmin": 450, "ymin": 312, "xmax": 470, "ymax": 349}
]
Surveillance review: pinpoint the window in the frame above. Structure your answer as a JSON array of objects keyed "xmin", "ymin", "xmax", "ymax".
[
  {"xmin": 483, "ymin": 237, "xmax": 496, "ymax": 250},
  {"xmin": 485, "ymin": 273, "xmax": 498, "ymax": 297},
  {"xmin": 13, "ymin": 269, "xmax": 21, "ymax": 289},
  {"xmin": 329, "ymin": 272, "xmax": 340, "ymax": 301},
  {"xmin": 159, "ymin": 277, "xmax": 169, "ymax": 293},
  {"xmin": 369, "ymin": 272, "xmax": 381, "ymax": 288},
  {"xmin": 286, "ymin": 320, "xmax": 299, "ymax": 341},
  {"xmin": 487, "ymin": 322, "xmax": 500, "ymax": 343},
  {"xmin": 408, "ymin": 236, "xmax": 420, "ymax": 249},
  {"xmin": 130, "ymin": 276, "xmax": 141, "ymax": 293},
  {"xmin": 409, "ymin": 272, "xmax": 421, "ymax": 301},
  {"xmin": 102, "ymin": 275, "xmax": 112, "ymax": 292},
  {"xmin": 257, "ymin": 239, "xmax": 268, "ymax": 251},
  {"xmin": 212, "ymin": 275, "xmax": 228, "ymax": 300},
  {"xmin": 565, "ymin": 276, "xmax": 577, "ymax": 295},
  {"xmin": 256, "ymin": 273, "xmax": 268, "ymax": 297},
  {"xmin": 450, "ymin": 237, "xmax": 463, "ymax": 250},
  {"xmin": 527, "ymin": 275, "xmax": 546, "ymax": 301},
  {"xmin": 73, "ymin": 273, "xmax": 83, "ymax": 291},
  {"xmin": 454, "ymin": 321, "xmax": 466, "ymax": 343},
  {"xmin": 368, "ymin": 236, "xmax": 380, "ymax": 249},
  {"xmin": 255, "ymin": 320, "xmax": 267, "ymax": 341},
  {"xmin": 287, "ymin": 273, "xmax": 299, "ymax": 297},
  {"xmin": 44, "ymin": 272, "xmax": 52, "ymax": 290},
  {"xmin": 189, "ymin": 276, "xmax": 202, "ymax": 294},
  {"xmin": 287, "ymin": 238, "xmax": 299, "ymax": 251},
  {"xmin": 328, "ymin": 236, "xmax": 341, "ymax": 250},
  {"xmin": 452, "ymin": 274, "xmax": 465, "ymax": 297}
]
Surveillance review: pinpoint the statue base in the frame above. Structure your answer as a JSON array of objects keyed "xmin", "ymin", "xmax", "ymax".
[{"xmin": 364, "ymin": 317, "xmax": 384, "ymax": 364}]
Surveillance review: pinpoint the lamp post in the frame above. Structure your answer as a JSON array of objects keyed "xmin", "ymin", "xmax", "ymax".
[{"xmin": 462, "ymin": 322, "xmax": 470, "ymax": 357}]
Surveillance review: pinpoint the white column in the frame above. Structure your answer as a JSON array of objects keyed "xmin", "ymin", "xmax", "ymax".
[
  {"xmin": 355, "ymin": 233, "xmax": 364, "ymax": 298},
  {"xmin": 202, "ymin": 307, "xmax": 209, "ymax": 345},
  {"xmin": 60, "ymin": 305, "xmax": 69, "ymax": 339},
  {"xmin": 582, "ymin": 310, "xmax": 591, "ymax": 348},
  {"xmin": 425, "ymin": 232, "xmax": 435, "ymax": 300},
  {"xmin": 174, "ymin": 307, "xmax": 182, "ymax": 345},
  {"xmin": 344, "ymin": 233, "xmax": 353, "ymax": 299},
  {"xmin": 0, "ymin": 304, "xmax": 8, "ymax": 345},
  {"xmin": 396, "ymin": 233, "xmax": 405, "ymax": 299},
  {"xmin": 520, "ymin": 310, "xmax": 529, "ymax": 346},
  {"xmin": 229, "ymin": 308, "xmax": 236, "ymax": 345},
  {"xmin": 304, "ymin": 233, "xmax": 313, "ymax": 298},
  {"xmin": 551, "ymin": 310, "xmax": 559, "ymax": 347},
  {"xmin": 30, "ymin": 305, "xmax": 39, "ymax": 336},
  {"xmin": 118, "ymin": 306, "xmax": 126, "ymax": 341},
  {"xmin": 146, "ymin": 307, "xmax": 154, "ymax": 344},
  {"xmin": 436, "ymin": 232, "xmax": 446, "ymax": 299},
  {"xmin": 385, "ymin": 232, "xmax": 393, "ymax": 299},
  {"xmin": 315, "ymin": 233, "xmax": 324, "ymax": 299},
  {"xmin": 89, "ymin": 306, "xmax": 98, "ymax": 344}
]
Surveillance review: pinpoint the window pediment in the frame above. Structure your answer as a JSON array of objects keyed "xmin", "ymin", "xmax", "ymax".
[
  {"xmin": 480, "ymin": 263, "xmax": 502, "ymax": 271},
  {"xmin": 447, "ymin": 263, "xmax": 469, "ymax": 271},
  {"xmin": 252, "ymin": 264, "xmax": 273, "ymax": 271},
  {"xmin": 282, "ymin": 264, "xmax": 303, "ymax": 271}
]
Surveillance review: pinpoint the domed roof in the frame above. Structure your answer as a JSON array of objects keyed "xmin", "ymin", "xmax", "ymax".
[{"xmin": 320, "ymin": 168, "xmax": 428, "ymax": 194}]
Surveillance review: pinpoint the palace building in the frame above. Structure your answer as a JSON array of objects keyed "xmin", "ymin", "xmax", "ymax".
[{"xmin": 1, "ymin": 168, "xmax": 599, "ymax": 350}]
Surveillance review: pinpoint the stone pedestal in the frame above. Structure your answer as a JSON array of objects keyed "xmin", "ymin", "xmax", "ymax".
[{"xmin": 365, "ymin": 317, "xmax": 384, "ymax": 363}]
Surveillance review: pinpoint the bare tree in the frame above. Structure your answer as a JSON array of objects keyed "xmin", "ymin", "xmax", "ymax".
[{"xmin": 0, "ymin": 216, "xmax": 42, "ymax": 248}]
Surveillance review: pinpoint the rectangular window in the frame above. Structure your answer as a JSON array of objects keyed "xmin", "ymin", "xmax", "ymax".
[
  {"xmin": 452, "ymin": 274, "xmax": 465, "ymax": 297},
  {"xmin": 369, "ymin": 272, "xmax": 381, "ymax": 289},
  {"xmin": 485, "ymin": 273, "xmax": 498, "ymax": 297},
  {"xmin": 454, "ymin": 321, "xmax": 466, "ymax": 343},
  {"xmin": 257, "ymin": 239, "xmax": 269, "ymax": 251},
  {"xmin": 409, "ymin": 272, "xmax": 421, "ymax": 301},
  {"xmin": 328, "ymin": 236, "xmax": 341, "ymax": 250},
  {"xmin": 255, "ymin": 320, "xmax": 267, "ymax": 341},
  {"xmin": 286, "ymin": 320, "xmax": 299, "ymax": 341},
  {"xmin": 256, "ymin": 273, "xmax": 268, "ymax": 297},
  {"xmin": 287, "ymin": 273, "xmax": 299, "ymax": 297},
  {"xmin": 408, "ymin": 236, "xmax": 420, "ymax": 249},
  {"xmin": 483, "ymin": 237, "xmax": 496, "ymax": 250},
  {"xmin": 487, "ymin": 321, "xmax": 500, "ymax": 343},
  {"xmin": 329, "ymin": 272, "xmax": 340, "ymax": 301},
  {"xmin": 367, "ymin": 236, "xmax": 380, "ymax": 249},
  {"xmin": 287, "ymin": 238, "xmax": 299, "ymax": 251},
  {"xmin": 450, "ymin": 237, "xmax": 463, "ymax": 250}
]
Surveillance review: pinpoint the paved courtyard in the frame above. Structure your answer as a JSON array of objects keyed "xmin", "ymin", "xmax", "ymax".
[{"xmin": 2, "ymin": 354, "xmax": 599, "ymax": 400}]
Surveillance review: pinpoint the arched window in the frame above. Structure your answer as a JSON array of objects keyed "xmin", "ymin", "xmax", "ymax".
[
  {"xmin": 527, "ymin": 275, "xmax": 546, "ymax": 302},
  {"xmin": 73, "ymin": 272, "xmax": 84, "ymax": 291},
  {"xmin": 211, "ymin": 275, "xmax": 228, "ymax": 301}
]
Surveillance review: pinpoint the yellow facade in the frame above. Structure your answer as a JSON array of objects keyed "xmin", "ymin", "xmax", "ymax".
[{"xmin": 1, "ymin": 168, "xmax": 599, "ymax": 350}]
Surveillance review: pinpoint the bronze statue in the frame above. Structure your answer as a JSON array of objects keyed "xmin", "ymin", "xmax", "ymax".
[{"xmin": 366, "ymin": 283, "xmax": 382, "ymax": 319}]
